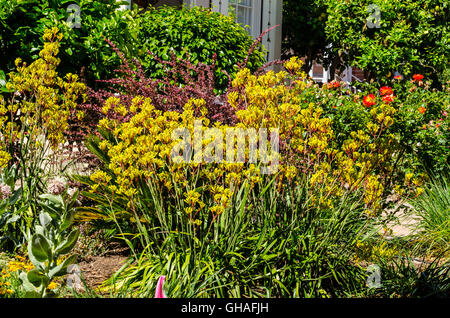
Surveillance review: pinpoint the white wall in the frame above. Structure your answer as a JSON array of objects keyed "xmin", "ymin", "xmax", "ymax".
[{"xmin": 261, "ymin": 0, "xmax": 282, "ymax": 65}]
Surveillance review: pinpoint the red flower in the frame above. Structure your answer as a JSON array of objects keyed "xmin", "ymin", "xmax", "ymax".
[
  {"xmin": 379, "ymin": 86, "xmax": 393, "ymax": 96},
  {"xmin": 393, "ymin": 75, "xmax": 402, "ymax": 80},
  {"xmin": 413, "ymin": 74, "xmax": 424, "ymax": 81},
  {"xmin": 327, "ymin": 80, "xmax": 341, "ymax": 89},
  {"xmin": 418, "ymin": 106, "xmax": 426, "ymax": 114},
  {"xmin": 363, "ymin": 94, "xmax": 376, "ymax": 107},
  {"xmin": 382, "ymin": 94, "xmax": 394, "ymax": 103}
]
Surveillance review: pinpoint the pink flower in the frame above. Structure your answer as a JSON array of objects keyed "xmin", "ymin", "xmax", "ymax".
[
  {"xmin": 0, "ymin": 183, "xmax": 12, "ymax": 200},
  {"xmin": 155, "ymin": 276, "xmax": 167, "ymax": 298}
]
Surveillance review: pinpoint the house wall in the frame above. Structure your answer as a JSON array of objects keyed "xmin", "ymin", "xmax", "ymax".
[
  {"xmin": 261, "ymin": 0, "xmax": 282, "ymax": 65},
  {"xmin": 351, "ymin": 68, "xmax": 365, "ymax": 82},
  {"xmin": 187, "ymin": 0, "xmax": 210, "ymax": 7}
]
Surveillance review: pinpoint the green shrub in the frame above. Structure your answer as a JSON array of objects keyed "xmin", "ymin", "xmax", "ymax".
[
  {"xmin": 301, "ymin": 77, "xmax": 449, "ymax": 177},
  {"xmin": 0, "ymin": 0, "xmax": 138, "ymax": 88},
  {"xmin": 135, "ymin": 5, "xmax": 265, "ymax": 92},
  {"xmin": 323, "ymin": 0, "xmax": 449, "ymax": 87},
  {"xmin": 0, "ymin": 2, "xmax": 264, "ymax": 91}
]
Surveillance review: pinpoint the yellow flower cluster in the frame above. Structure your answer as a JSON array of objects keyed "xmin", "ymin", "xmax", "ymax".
[
  {"xmin": 0, "ymin": 255, "xmax": 34, "ymax": 296},
  {"xmin": 0, "ymin": 282, "xmax": 13, "ymax": 296},
  {"xmin": 91, "ymin": 57, "xmax": 402, "ymax": 219},
  {"xmin": 4, "ymin": 256, "xmax": 35, "ymax": 273},
  {"xmin": 231, "ymin": 58, "xmax": 395, "ymax": 213},
  {"xmin": 0, "ymin": 27, "xmax": 86, "ymax": 170},
  {"xmin": 355, "ymin": 240, "xmax": 398, "ymax": 263}
]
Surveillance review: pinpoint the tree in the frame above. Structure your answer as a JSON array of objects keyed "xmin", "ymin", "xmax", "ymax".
[{"xmin": 281, "ymin": 0, "xmax": 332, "ymax": 72}]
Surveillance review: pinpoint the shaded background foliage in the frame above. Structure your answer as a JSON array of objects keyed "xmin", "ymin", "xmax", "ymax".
[
  {"xmin": 282, "ymin": 0, "xmax": 331, "ymax": 72},
  {"xmin": 282, "ymin": 0, "xmax": 449, "ymax": 87},
  {"xmin": 0, "ymin": 0, "xmax": 264, "ymax": 90}
]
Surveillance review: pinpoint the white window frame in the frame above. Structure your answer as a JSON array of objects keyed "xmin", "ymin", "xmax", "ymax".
[
  {"xmin": 211, "ymin": 0, "xmax": 262, "ymax": 39},
  {"xmin": 229, "ymin": 0, "xmax": 262, "ymax": 39}
]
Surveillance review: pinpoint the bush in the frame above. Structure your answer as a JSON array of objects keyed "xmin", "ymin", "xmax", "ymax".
[
  {"xmin": 135, "ymin": 5, "xmax": 265, "ymax": 92},
  {"xmin": 73, "ymin": 58, "xmax": 430, "ymax": 297},
  {"xmin": 323, "ymin": 0, "xmax": 449, "ymax": 87},
  {"xmin": 288, "ymin": 75, "xmax": 449, "ymax": 178},
  {"xmin": 0, "ymin": 2, "xmax": 264, "ymax": 91},
  {"xmin": 69, "ymin": 39, "xmax": 237, "ymax": 148},
  {"xmin": 0, "ymin": 0, "xmax": 138, "ymax": 89}
]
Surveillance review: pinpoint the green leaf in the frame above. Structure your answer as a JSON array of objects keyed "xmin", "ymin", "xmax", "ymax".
[
  {"xmin": 49, "ymin": 254, "xmax": 77, "ymax": 278},
  {"xmin": 19, "ymin": 272, "xmax": 40, "ymax": 297},
  {"xmin": 30, "ymin": 233, "xmax": 52, "ymax": 262},
  {"xmin": 39, "ymin": 194, "xmax": 64, "ymax": 207},
  {"xmin": 8, "ymin": 188, "xmax": 22, "ymax": 205},
  {"xmin": 27, "ymin": 269, "xmax": 48, "ymax": 288},
  {"xmin": 55, "ymin": 229, "xmax": 79, "ymax": 255},
  {"xmin": 24, "ymin": 290, "xmax": 42, "ymax": 298},
  {"xmin": 27, "ymin": 242, "xmax": 45, "ymax": 272},
  {"xmin": 39, "ymin": 212, "xmax": 52, "ymax": 229}
]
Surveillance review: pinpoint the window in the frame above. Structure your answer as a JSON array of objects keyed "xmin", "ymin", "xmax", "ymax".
[
  {"xmin": 212, "ymin": 0, "xmax": 261, "ymax": 39},
  {"xmin": 210, "ymin": 0, "xmax": 282, "ymax": 65},
  {"xmin": 229, "ymin": 0, "xmax": 253, "ymax": 33}
]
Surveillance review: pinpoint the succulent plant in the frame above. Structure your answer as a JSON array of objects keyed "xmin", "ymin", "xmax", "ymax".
[{"xmin": 20, "ymin": 191, "xmax": 80, "ymax": 298}]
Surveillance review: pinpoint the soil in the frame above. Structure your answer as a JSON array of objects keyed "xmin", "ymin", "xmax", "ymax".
[{"xmin": 77, "ymin": 245, "xmax": 130, "ymax": 294}]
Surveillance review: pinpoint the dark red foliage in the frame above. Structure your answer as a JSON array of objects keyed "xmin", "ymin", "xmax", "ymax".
[
  {"xmin": 66, "ymin": 26, "xmax": 283, "ymax": 147},
  {"xmin": 71, "ymin": 39, "xmax": 236, "ymax": 142}
]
